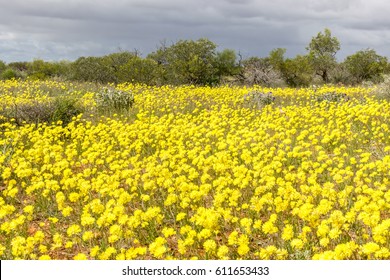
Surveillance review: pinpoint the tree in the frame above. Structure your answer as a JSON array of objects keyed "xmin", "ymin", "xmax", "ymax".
[
  {"xmin": 117, "ymin": 57, "xmax": 159, "ymax": 84},
  {"xmin": 214, "ymin": 49, "xmax": 240, "ymax": 83},
  {"xmin": 307, "ymin": 28, "xmax": 340, "ymax": 83},
  {"xmin": 0, "ymin": 60, "xmax": 6, "ymax": 74},
  {"xmin": 148, "ymin": 38, "xmax": 218, "ymax": 85},
  {"xmin": 268, "ymin": 48, "xmax": 286, "ymax": 73},
  {"xmin": 27, "ymin": 59, "xmax": 56, "ymax": 80},
  {"xmin": 344, "ymin": 48, "xmax": 388, "ymax": 84},
  {"xmin": 282, "ymin": 55, "xmax": 313, "ymax": 87},
  {"xmin": 52, "ymin": 60, "xmax": 73, "ymax": 79},
  {"xmin": 101, "ymin": 51, "xmax": 138, "ymax": 80},
  {"xmin": 70, "ymin": 56, "xmax": 115, "ymax": 83},
  {"xmin": 1, "ymin": 61, "xmax": 25, "ymax": 80},
  {"xmin": 70, "ymin": 51, "xmax": 143, "ymax": 83},
  {"xmin": 267, "ymin": 48, "xmax": 313, "ymax": 87},
  {"xmin": 8, "ymin": 61, "xmax": 29, "ymax": 72}
]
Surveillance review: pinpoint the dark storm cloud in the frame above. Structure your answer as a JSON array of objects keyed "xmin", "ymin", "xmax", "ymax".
[{"xmin": 0, "ymin": 0, "xmax": 389, "ymax": 62}]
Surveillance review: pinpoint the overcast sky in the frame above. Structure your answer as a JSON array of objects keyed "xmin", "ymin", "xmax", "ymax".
[{"xmin": 1, "ymin": 0, "xmax": 390, "ymax": 62}]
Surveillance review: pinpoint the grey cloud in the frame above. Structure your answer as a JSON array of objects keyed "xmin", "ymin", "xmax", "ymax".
[{"xmin": 0, "ymin": 0, "xmax": 390, "ymax": 62}]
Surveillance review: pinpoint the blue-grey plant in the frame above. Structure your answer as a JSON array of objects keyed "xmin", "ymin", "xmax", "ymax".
[
  {"xmin": 243, "ymin": 91, "xmax": 275, "ymax": 108},
  {"xmin": 95, "ymin": 87, "xmax": 135, "ymax": 113},
  {"xmin": 374, "ymin": 74, "xmax": 390, "ymax": 101},
  {"xmin": 313, "ymin": 92, "xmax": 350, "ymax": 103}
]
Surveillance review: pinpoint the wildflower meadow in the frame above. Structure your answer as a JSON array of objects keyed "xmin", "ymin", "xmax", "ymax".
[{"xmin": 0, "ymin": 80, "xmax": 389, "ymax": 260}]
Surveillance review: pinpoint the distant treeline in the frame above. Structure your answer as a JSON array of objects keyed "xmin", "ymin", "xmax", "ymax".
[{"xmin": 1, "ymin": 29, "xmax": 389, "ymax": 87}]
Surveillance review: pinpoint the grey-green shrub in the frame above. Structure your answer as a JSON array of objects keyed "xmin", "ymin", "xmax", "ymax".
[
  {"xmin": 313, "ymin": 92, "xmax": 350, "ymax": 103},
  {"xmin": 95, "ymin": 87, "xmax": 135, "ymax": 113},
  {"xmin": 373, "ymin": 74, "xmax": 390, "ymax": 101},
  {"xmin": 0, "ymin": 101, "xmax": 54, "ymax": 125},
  {"xmin": 243, "ymin": 91, "xmax": 275, "ymax": 108},
  {"xmin": 0, "ymin": 96, "xmax": 82, "ymax": 126}
]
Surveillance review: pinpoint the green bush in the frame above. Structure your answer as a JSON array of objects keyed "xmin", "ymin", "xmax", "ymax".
[
  {"xmin": 51, "ymin": 96, "xmax": 82, "ymax": 125},
  {"xmin": 1, "ymin": 68, "xmax": 23, "ymax": 80}
]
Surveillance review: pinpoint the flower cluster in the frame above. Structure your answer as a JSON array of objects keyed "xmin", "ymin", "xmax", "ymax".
[{"xmin": 0, "ymin": 80, "xmax": 389, "ymax": 260}]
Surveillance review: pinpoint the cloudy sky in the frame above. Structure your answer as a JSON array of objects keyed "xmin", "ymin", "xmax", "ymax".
[{"xmin": 1, "ymin": 0, "xmax": 390, "ymax": 62}]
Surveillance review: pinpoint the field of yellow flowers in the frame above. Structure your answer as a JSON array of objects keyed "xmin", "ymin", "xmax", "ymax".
[{"xmin": 0, "ymin": 80, "xmax": 389, "ymax": 260}]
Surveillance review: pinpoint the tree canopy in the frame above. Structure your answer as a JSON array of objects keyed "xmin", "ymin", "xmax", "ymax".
[
  {"xmin": 1, "ymin": 29, "xmax": 390, "ymax": 86},
  {"xmin": 307, "ymin": 28, "xmax": 340, "ymax": 83}
]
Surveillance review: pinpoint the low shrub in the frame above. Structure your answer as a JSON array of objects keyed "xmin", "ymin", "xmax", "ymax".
[
  {"xmin": 243, "ymin": 91, "xmax": 275, "ymax": 108},
  {"xmin": 1, "ymin": 69, "xmax": 24, "ymax": 80},
  {"xmin": 51, "ymin": 96, "xmax": 82, "ymax": 125},
  {"xmin": 95, "ymin": 87, "xmax": 135, "ymax": 114},
  {"xmin": 313, "ymin": 92, "xmax": 350, "ymax": 103},
  {"xmin": 373, "ymin": 75, "xmax": 390, "ymax": 101},
  {"xmin": 0, "ymin": 96, "xmax": 82, "ymax": 126}
]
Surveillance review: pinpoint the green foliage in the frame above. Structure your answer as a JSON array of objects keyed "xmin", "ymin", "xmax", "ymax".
[
  {"xmin": 3, "ymin": 32, "xmax": 390, "ymax": 87},
  {"xmin": 30, "ymin": 59, "xmax": 72, "ymax": 81},
  {"xmin": 0, "ymin": 60, "xmax": 6, "ymax": 73},
  {"xmin": 344, "ymin": 49, "xmax": 388, "ymax": 84},
  {"xmin": 1, "ymin": 60, "xmax": 72, "ymax": 81},
  {"xmin": 214, "ymin": 49, "xmax": 240, "ymax": 82},
  {"xmin": 101, "ymin": 51, "xmax": 139, "ymax": 82},
  {"xmin": 281, "ymin": 55, "xmax": 313, "ymax": 87},
  {"xmin": 104, "ymin": 51, "xmax": 138, "ymax": 70},
  {"xmin": 307, "ymin": 28, "xmax": 340, "ymax": 83},
  {"xmin": 51, "ymin": 96, "xmax": 82, "ymax": 125},
  {"xmin": 8, "ymin": 62, "xmax": 29, "ymax": 72},
  {"xmin": 117, "ymin": 57, "xmax": 159, "ymax": 84},
  {"xmin": 148, "ymin": 38, "xmax": 220, "ymax": 85},
  {"xmin": 268, "ymin": 48, "xmax": 286, "ymax": 72},
  {"xmin": 1, "ymin": 68, "xmax": 23, "ymax": 80},
  {"xmin": 266, "ymin": 49, "xmax": 313, "ymax": 87},
  {"xmin": 71, "ymin": 56, "xmax": 115, "ymax": 83},
  {"xmin": 28, "ymin": 59, "xmax": 51, "ymax": 80},
  {"xmin": 70, "ymin": 51, "xmax": 159, "ymax": 85}
]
